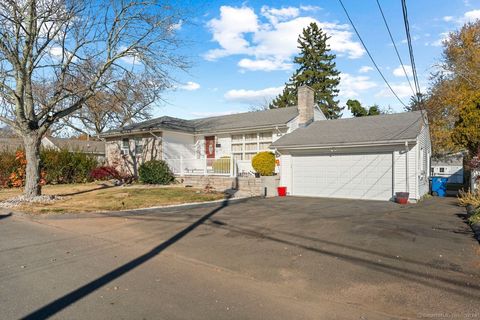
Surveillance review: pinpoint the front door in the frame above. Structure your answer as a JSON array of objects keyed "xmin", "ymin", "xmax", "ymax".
[{"xmin": 205, "ymin": 136, "xmax": 215, "ymax": 162}]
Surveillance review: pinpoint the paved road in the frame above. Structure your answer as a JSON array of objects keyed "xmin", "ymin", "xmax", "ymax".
[{"xmin": 1, "ymin": 197, "xmax": 479, "ymax": 319}]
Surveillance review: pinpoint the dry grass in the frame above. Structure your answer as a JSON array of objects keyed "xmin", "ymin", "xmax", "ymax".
[{"xmin": 0, "ymin": 183, "xmax": 225, "ymax": 214}]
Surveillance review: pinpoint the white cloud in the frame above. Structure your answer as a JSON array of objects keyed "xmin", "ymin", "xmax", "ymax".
[
  {"xmin": 261, "ymin": 6, "xmax": 300, "ymax": 24},
  {"xmin": 204, "ymin": 5, "xmax": 364, "ymax": 71},
  {"xmin": 426, "ymin": 32, "xmax": 449, "ymax": 47},
  {"xmin": 375, "ymin": 83, "xmax": 413, "ymax": 99},
  {"xmin": 463, "ymin": 9, "xmax": 480, "ymax": 22},
  {"xmin": 393, "ymin": 65, "xmax": 413, "ymax": 77},
  {"xmin": 238, "ymin": 58, "xmax": 292, "ymax": 71},
  {"xmin": 300, "ymin": 5, "xmax": 322, "ymax": 12},
  {"xmin": 179, "ymin": 81, "xmax": 201, "ymax": 91},
  {"xmin": 442, "ymin": 16, "xmax": 454, "ymax": 22},
  {"xmin": 338, "ymin": 73, "xmax": 377, "ymax": 97},
  {"xmin": 224, "ymin": 86, "xmax": 283, "ymax": 104},
  {"xmin": 359, "ymin": 66, "xmax": 373, "ymax": 73},
  {"xmin": 204, "ymin": 6, "xmax": 258, "ymax": 60}
]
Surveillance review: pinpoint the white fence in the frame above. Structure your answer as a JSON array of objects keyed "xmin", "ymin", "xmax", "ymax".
[{"xmin": 165, "ymin": 157, "xmax": 255, "ymax": 177}]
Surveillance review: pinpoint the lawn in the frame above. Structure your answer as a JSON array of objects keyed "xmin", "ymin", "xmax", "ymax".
[{"xmin": 0, "ymin": 183, "xmax": 225, "ymax": 214}]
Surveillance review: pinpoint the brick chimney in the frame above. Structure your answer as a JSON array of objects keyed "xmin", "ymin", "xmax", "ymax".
[{"xmin": 297, "ymin": 85, "xmax": 315, "ymax": 127}]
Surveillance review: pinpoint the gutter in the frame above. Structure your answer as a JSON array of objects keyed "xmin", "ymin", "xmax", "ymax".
[{"xmin": 271, "ymin": 139, "xmax": 418, "ymax": 150}]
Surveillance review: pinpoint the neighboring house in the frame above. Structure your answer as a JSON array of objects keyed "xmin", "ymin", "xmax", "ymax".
[
  {"xmin": 100, "ymin": 86, "xmax": 326, "ymax": 177},
  {"xmin": 271, "ymin": 110, "xmax": 431, "ymax": 202},
  {"xmin": 0, "ymin": 137, "xmax": 106, "ymax": 162},
  {"xmin": 0, "ymin": 138, "xmax": 24, "ymax": 152},
  {"xmin": 42, "ymin": 137, "xmax": 106, "ymax": 162},
  {"xmin": 431, "ymin": 153, "xmax": 464, "ymax": 184}
]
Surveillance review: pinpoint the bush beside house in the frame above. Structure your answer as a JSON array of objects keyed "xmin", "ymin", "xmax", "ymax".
[
  {"xmin": 252, "ymin": 152, "xmax": 275, "ymax": 176},
  {"xmin": 138, "ymin": 160, "xmax": 175, "ymax": 185}
]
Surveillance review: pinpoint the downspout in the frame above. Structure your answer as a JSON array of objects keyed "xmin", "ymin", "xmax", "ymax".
[{"xmin": 405, "ymin": 141, "xmax": 409, "ymax": 195}]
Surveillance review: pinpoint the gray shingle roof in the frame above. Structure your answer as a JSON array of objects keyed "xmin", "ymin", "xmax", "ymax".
[
  {"xmin": 271, "ymin": 111, "xmax": 425, "ymax": 148},
  {"xmin": 432, "ymin": 153, "xmax": 463, "ymax": 166},
  {"xmin": 47, "ymin": 137, "xmax": 105, "ymax": 155},
  {"xmin": 102, "ymin": 107, "xmax": 299, "ymax": 136}
]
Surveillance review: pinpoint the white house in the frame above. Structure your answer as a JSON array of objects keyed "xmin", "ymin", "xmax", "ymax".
[
  {"xmin": 271, "ymin": 109, "xmax": 431, "ymax": 202},
  {"xmin": 100, "ymin": 86, "xmax": 325, "ymax": 177},
  {"xmin": 431, "ymin": 153, "xmax": 464, "ymax": 184},
  {"xmin": 102, "ymin": 85, "xmax": 431, "ymax": 202}
]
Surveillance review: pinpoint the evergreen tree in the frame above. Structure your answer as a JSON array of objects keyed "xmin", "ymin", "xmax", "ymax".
[
  {"xmin": 269, "ymin": 22, "xmax": 343, "ymax": 119},
  {"xmin": 346, "ymin": 99, "xmax": 383, "ymax": 117}
]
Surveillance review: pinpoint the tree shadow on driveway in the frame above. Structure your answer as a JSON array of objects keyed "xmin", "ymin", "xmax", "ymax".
[{"xmin": 21, "ymin": 195, "xmax": 237, "ymax": 320}]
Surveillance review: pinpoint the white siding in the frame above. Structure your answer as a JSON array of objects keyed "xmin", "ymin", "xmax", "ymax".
[
  {"xmin": 314, "ymin": 107, "xmax": 327, "ymax": 121},
  {"xmin": 393, "ymin": 144, "xmax": 418, "ymax": 200},
  {"xmin": 417, "ymin": 125, "xmax": 431, "ymax": 197},
  {"xmin": 216, "ymin": 134, "xmax": 231, "ymax": 158},
  {"xmin": 162, "ymin": 131, "xmax": 195, "ymax": 160},
  {"xmin": 279, "ymin": 155, "xmax": 292, "ymax": 190}
]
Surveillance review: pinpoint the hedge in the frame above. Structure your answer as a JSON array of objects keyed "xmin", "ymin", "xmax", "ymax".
[{"xmin": 0, "ymin": 148, "xmax": 98, "ymax": 187}]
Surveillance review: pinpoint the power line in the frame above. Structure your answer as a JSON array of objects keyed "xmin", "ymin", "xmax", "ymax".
[
  {"xmin": 337, "ymin": 0, "xmax": 408, "ymax": 108},
  {"xmin": 401, "ymin": 0, "xmax": 421, "ymax": 98},
  {"xmin": 375, "ymin": 0, "xmax": 415, "ymax": 97},
  {"xmin": 401, "ymin": 0, "xmax": 428, "ymax": 126}
]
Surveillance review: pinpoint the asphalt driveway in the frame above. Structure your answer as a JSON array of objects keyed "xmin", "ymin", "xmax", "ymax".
[{"xmin": 1, "ymin": 196, "xmax": 479, "ymax": 319}]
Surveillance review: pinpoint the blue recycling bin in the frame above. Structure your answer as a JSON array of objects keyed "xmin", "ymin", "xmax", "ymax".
[{"xmin": 431, "ymin": 177, "xmax": 448, "ymax": 197}]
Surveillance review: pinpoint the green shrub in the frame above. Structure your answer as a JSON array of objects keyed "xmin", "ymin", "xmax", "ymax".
[
  {"xmin": 251, "ymin": 151, "xmax": 275, "ymax": 176},
  {"xmin": 138, "ymin": 160, "xmax": 174, "ymax": 185},
  {"xmin": 40, "ymin": 148, "xmax": 98, "ymax": 184},
  {"xmin": 0, "ymin": 149, "xmax": 19, "ymax": 187},
  {"xmin": 212, "ymin": 156, "xmax": 231, "ymax": 173}
]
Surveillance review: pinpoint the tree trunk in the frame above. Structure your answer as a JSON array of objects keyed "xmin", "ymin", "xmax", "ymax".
[{"xmin": 23, "ymin": 134, "xmax": 42, "ymax": 198}]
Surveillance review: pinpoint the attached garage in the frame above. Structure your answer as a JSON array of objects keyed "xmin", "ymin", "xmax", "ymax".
[
  {"xmin": 271, "ymin": 111, "xmax": 432, "ymax": 202},
  {"xmin": 292, "ymin": 153, "xmax": 393, "ymax": 201}
]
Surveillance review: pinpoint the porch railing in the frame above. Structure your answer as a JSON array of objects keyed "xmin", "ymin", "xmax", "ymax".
[{"xmin": 164, "ymin": 157, "xmax": 255, "ymax": 177}]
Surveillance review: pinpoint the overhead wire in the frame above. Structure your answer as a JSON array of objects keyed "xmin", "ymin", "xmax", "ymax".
[
  {"xmin": 375, "ymin": 0, "xmax": 415, "ymax": 97},
  {"xmin": 337, "ymin": 0, "xmax": 408, "ymax": 108}
]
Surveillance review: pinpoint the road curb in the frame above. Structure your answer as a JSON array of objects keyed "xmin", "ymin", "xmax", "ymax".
[{"xmin": 471, "ymin": 222, "xmax": 480, "ymax": 242}]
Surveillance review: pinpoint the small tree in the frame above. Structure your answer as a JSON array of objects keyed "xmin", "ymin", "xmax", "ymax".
[
  {"xmin": 346, "ymin": 99, "xmax": 382, "ymax": 117},
  {"xmin": 269, "ymin": 22, "xmax": 343, "ymax": 119},
  {"xmin": 0, "ymin": 0, "xmax": 187, "ymax": 198}
]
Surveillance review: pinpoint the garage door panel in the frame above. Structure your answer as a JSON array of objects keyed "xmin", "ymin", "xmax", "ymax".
[{"xmin": 292, "ymin": 153, "xmax": 392, "ymax": 201}]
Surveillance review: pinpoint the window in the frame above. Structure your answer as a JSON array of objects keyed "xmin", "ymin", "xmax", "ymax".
[
  {"xmin": 231, "ymin": 132, "xmax": 273, "ymax": 160},
  {"xmin": 440, "ymin": 167, "xmax": 445, "ymax": 173},
  {"xmin": 121, "ymin": 138, "xmax": 129, "ymax": 153},
  {"xmin": 134, "ymin": 138, "xmax": 143, "ymax": 155}
]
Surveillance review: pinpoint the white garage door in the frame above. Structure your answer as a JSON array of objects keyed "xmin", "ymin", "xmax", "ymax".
[{"xmin": 292, "ymin": 153, "xmax": 393, "ymax": 201}]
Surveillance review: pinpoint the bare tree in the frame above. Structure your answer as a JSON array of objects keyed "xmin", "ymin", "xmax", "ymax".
[
  {"xmin": 0, "ymin": 0, "xmax": 187, "ymax": 198},
  {"xmin": 59, "ymin": 73, "xmax": 164, "ymax": 137}
]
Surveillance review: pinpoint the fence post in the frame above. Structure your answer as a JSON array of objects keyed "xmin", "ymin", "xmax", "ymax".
[
  {"xmin": 230, "ymin": 156, "xmax": 234, "ymax": 177},
  {"xmin": 180, "ymin": 156, "xmax": 183, "ymax": 176},
  {"xmin": 204, "ymin": 157, "xmax": 207, "ymax": 175}
]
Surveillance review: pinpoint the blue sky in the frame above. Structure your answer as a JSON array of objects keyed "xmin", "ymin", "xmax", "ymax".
[{"xmin": 156, "ymin": 0, "xmax": 480, "ymax": 119}]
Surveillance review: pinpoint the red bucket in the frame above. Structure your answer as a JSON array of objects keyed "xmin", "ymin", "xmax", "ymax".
[{"xmin": 277, "ymin": 186, "xmax": 287, "ymax": 197}]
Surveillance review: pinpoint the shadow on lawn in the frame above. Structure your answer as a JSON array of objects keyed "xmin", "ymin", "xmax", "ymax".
[
  {"xmin": 21, "ymin": 193, "xmax": 236, "ymax": 320},
  {"xmin": 57, "ymin": 183, "xmax": 115, "ymax": 197}
]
